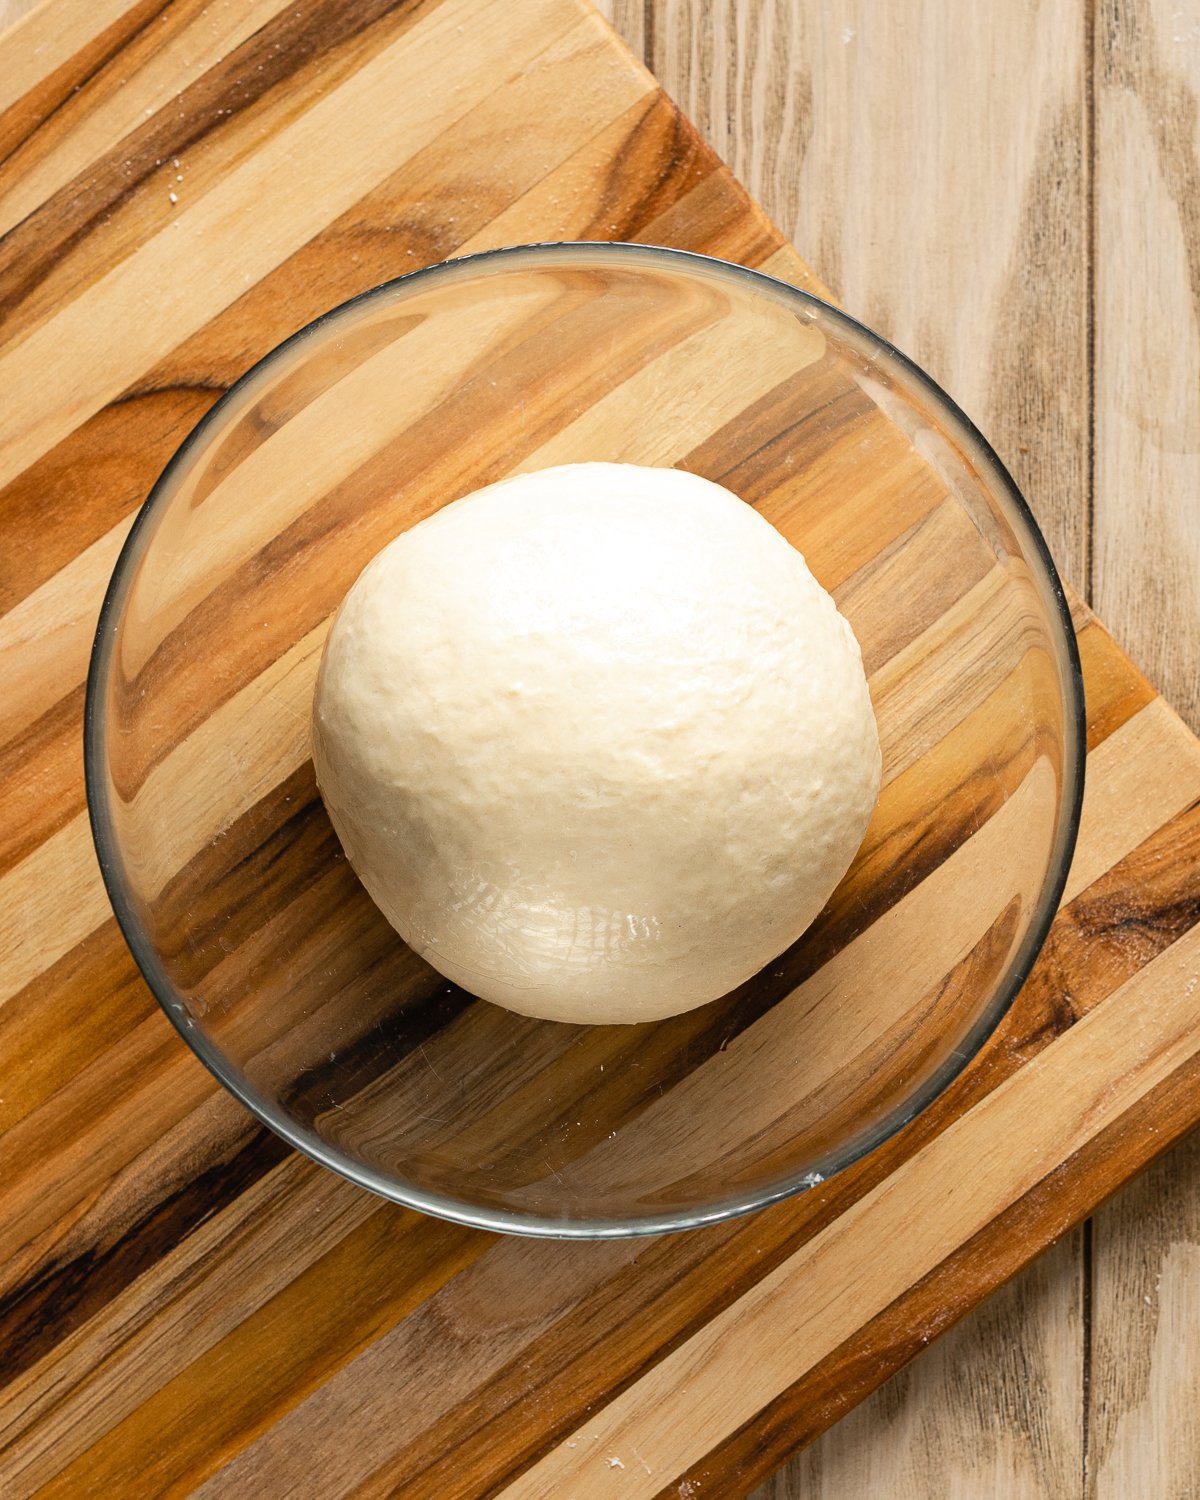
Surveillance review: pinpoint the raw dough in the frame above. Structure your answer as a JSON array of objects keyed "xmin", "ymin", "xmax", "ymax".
[{"xmin": 312, "ymin": 462, "xmax": 880, "ymax": 1024}]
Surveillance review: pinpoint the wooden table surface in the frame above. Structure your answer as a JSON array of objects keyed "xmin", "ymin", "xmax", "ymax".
[
  {"xmin": 584, "ymin": 2, "xmax": 1200, "ymax": 1495},
  {"xmin": 1, "ymin": 0, "xmax": 1197, "ymax": 1495}
]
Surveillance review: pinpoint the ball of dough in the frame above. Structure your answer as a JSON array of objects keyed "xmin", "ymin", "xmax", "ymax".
[{"xmin": 312, "ymin": 462, "xmax": 880, "ymax": 1025}]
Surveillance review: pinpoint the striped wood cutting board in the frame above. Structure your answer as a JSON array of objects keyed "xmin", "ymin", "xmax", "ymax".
[{"xmin": 2, "ymin": 0, "xmax": 1200, "ymax": 1495}]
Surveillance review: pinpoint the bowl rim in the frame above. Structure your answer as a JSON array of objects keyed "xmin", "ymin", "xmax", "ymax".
[{"xmin": 84, "ymin": 240, "xmax": 1088, "ymax": 1239}]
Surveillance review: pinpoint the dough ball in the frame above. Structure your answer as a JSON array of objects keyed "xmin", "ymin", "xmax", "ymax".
[{"xmin": 312, "ymin": 462, "xmax": 880, "ymax": 1024}]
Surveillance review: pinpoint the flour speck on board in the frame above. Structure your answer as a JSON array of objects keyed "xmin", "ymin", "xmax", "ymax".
[{"xmin": 607, "ymin": 1456, "xmax": 625, "ymax": 1469}]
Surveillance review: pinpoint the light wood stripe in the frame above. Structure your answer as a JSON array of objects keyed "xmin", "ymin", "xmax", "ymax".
[
  {"xmin": 0, "ymin": 814, "xmax": 109, "ymax": 1010},
  {"xmin": 0, "ymin": 0, "xmax": 136, "ymax": 116},
  {"xmin": 0, "ymin": 514, "xmax": 133, "ymax": 746},
  {"xmin": 1062, "ymin": 696, "xmax": 1200, "ymax": 904},
  {"xmin": 0, "ymin": 0, "xmax": 297, "ymax": 237},
  {"xmin": 0, "ymin": 0, "xmax": 592, "ymax": 491}
]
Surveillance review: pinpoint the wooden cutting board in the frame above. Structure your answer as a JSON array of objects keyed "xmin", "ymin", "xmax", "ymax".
[{"xmin": 2, "ymin": 1, "xmax": 1199, "ymax": 1495}]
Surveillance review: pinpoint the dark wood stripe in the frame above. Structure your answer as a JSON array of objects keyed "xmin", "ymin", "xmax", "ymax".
[
  {"xmin": 1079, "ymin": 610, "xmax": 1157, "ymax": 749},
  {"xmin": 1017, "ymin": 790, "xmax": 1200, "ymax": 1041},
  {"xmin": 632, "ymin": 155, "xmax": 782, "ymax": 270},
  {"xmin": 0, "ymin": 386, "xmax": 217, "ymax": 619},
  {"xmin": 686, "ymin": 360, "xmax": 870, "ymax": 503},
  {"xmin": 147, "ymin": 764, "xmax": 345, "ymax": 986},
  {"xmin": 0, "ymin": 1006, "xmax": 232, "ymax": 1295},
  {"xmin": 0, "ymin": 1121, "xmax": 287, "ymax": 1389}
]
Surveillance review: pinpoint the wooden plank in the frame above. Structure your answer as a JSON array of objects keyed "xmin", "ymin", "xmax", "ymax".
[
  {"xmin": 1088, "ymin": 0, "xmax": 1200, "ymax": 1493},
  {"xmin": 650, "ymin": 0, "xmax": 1090, "ymax": 586},
  {"xmin": 647, "ymin": 3, "xmax": 1092, "ymax": 1495},
  {"xmin": 0, "ymin": 0, "xmax": 40, "ymax": 34},
  {"xmin": 1092, "ymin": 0, "xmax": 1200, "ymax": 732},
  {"xmin": 759, "ymin": 1238, "xmax": 1084, "ymax": 1499},
  {"xmin": 1088, "ymin": 1136, "xmax": 1200, "ymax": 1497}
]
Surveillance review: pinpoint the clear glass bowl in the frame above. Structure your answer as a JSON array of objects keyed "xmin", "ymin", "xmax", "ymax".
[{"xmin": 85, "ymin": 243, "xmax": 1085, "ymax": 1238}]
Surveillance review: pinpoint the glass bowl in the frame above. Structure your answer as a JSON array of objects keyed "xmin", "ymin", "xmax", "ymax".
[{"xmin": 85, "ymin": 243, "xmax": 1085, "ymax": 1238}]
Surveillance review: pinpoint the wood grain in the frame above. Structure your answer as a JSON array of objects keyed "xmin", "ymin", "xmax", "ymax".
[
  {"xmin": 650, "ymin": 0, "xmax": 1090, "ymax": 586},
  {"xmin": 1, "ymin": 2, "xmax": 1199, "ymax": 1498},
  {"xmin": 1088, "ymin": 0, "xmax": 1200, "ymax": 1495},
  {"xmin": 759, "ymin": 1237, "xmax": 1085, "ymax": 1500},
  {"xmin": 1093, "ymin": 0, "xmax": 1200, "ymax": 731},
  {"xmin": 1089, "ymin": 1133, "xmax": 1200, "ymax": 1498}
]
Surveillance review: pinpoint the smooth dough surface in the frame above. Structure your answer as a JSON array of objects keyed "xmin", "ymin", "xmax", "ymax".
[{"xmin": 312, "ymin": 462, "xmax": 881, "ymax": 1024}]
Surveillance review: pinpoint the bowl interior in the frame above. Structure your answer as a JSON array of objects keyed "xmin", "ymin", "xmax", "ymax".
[{"xmin": 87, "ymin": 244, "xmax": 1083, "ymax": 1236}]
